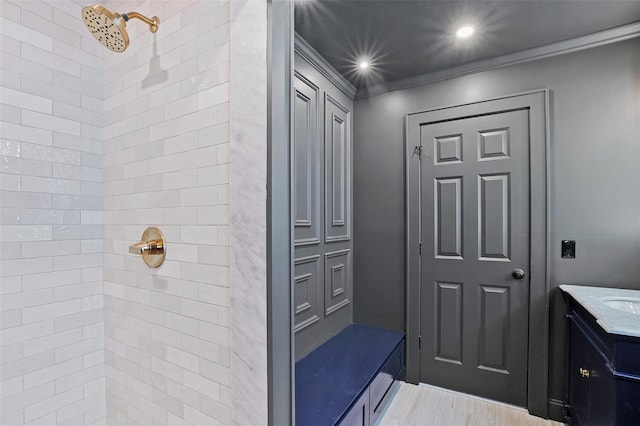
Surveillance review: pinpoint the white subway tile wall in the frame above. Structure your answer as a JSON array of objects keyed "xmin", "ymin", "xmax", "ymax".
[
  {"xmin": 102, "ymin": 0, "xmax": 231, "ymax": 425},
  {"xmin": 1, "ymin": 0, "xmax": 234, "ymax": 425},
  {"xmin": 0, "ymin": 1, "xmax": 105, "ymax": 425}
]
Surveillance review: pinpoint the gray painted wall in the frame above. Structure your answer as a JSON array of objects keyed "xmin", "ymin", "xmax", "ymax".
[{"xmin": 353, "ymin": 37, "xmax": 640, "ymax": 410}]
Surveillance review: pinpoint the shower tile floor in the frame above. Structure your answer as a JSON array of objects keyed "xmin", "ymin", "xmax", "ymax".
[{"xmin": 379, "ymin": 383, "xmax": 565, "ymax": 426}]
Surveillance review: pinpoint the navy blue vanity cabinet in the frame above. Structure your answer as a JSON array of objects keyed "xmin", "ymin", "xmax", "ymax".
[{"xmin": 566, "ymin": 297, "xmax": 640, "ymax": 425}]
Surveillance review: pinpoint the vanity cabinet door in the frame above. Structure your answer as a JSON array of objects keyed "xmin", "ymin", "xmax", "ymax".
[
  {"xmin": 588, "ymin": 344, "xmax": 614, "ymax": 426},
  {"xmin": 569, "ymin": 319, "xmax": 592, "ymax": 425},
  {"xmin": 569, "ymin": 317, "xmax": 615, "ymax": 426},
  {"xmin": 616, "ymin": 379, "xmax": 640, "ymax": 424}
]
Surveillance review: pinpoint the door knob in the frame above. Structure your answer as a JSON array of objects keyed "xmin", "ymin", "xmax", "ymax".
[
  {"xmin": 512, "ymin": 268, "xmax": 525, "ymax": 279},
  {"xmin": 129, "ymin": 226, "xmax": 166, "ymax": 268}
]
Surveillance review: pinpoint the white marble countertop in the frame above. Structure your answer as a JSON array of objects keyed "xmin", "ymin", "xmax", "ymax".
[{"xmin": 559, "ymin": 285, "xmax": 640, "ymax": 338}]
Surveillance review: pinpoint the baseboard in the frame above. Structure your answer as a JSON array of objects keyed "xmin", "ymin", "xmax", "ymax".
[{"xmin": 548, "ymin": 398, "xmax": 567, "ymax": 422}]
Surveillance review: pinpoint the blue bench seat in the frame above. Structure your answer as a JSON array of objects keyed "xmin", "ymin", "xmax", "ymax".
[{"xmin": 295, "ymin": 324, "xmax": 405, "ymax": 426}]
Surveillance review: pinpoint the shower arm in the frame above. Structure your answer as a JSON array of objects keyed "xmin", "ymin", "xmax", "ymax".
[{"xmin": 122, "ymin": 12, "xmax": 160, "ymax": 33}]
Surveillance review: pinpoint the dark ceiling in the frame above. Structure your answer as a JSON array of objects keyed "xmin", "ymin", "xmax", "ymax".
[{"xmin": 295, "ymin": 0, "xmax": 640, "ymax": 90}]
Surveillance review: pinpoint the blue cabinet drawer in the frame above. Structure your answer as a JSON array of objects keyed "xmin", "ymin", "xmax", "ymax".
[
  {"xmin": 616, "ymin": 339, "xmax": 640, "ymax": 376},
  {"xmin": 338, "ymin": 388, "xmax": 369, "ymax": 426},
  {"xmin": 369, "ymin": 343, "xmax": 403, "ymax": 415}
]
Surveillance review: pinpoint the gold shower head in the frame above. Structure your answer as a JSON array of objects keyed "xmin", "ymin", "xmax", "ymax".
[{"xmin": 81, "ymin": 4, "xmax": 159, "ymax": 53}]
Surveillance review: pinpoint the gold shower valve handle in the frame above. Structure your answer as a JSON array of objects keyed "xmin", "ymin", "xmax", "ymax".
[
  {"xmin": 129, "ymin": 240, "xmax": 163, "ymax": 255},
  {"xmin": 129, "ymin": 227, "xmax": 166, "ymax": 268}
]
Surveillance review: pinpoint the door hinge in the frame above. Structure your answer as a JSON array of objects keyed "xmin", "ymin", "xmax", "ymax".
[
  {"xmin": 418, "ymin": 335, "xmax": 422, "ymax": 349},
  {"xmin": 412, "ymin": 145, "xmax": 422, "ymax": 160},
  {"xmin": 419, "ymin": 242, "xmax": 422, "ymax": 255}
]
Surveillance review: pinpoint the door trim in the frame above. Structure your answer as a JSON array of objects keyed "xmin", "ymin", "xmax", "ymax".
[
  {"xmin": 405, "ymin": 90, "xmax": 551, "ymax": 418},
  {"xmin": 266, "ymin": 1, "xmax": 295, "ymax": 425}
]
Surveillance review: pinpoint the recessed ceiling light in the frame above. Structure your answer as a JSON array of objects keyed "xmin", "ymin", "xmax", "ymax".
[
  {"xmin": 456, "ymin": 26, "xmax": 474, "ymax": 39},
  {"xmin": 358, "ymin": 60, "xmax": 370, "ymax": 70}
]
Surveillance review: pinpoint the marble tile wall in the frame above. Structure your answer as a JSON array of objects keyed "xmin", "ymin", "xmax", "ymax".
[
  {"xmin": 0, "ymin": 1, "xmax": 106, "ymax": 424},
  {"xmin": 229, "ymin": 1, "xmax": 268, "ymax": 424},
  {"xmin": 102, "ymin": 0, "xmax": 233, "ymax": 424}
]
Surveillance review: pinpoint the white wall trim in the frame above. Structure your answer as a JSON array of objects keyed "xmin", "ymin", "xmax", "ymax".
[
  {"xmin": 295, "ymin": 33, "xmax": 357, "ymax": 100},
  {"xmin": 357, "ymin": 22, "xmax": 640, "ymax": 99}
]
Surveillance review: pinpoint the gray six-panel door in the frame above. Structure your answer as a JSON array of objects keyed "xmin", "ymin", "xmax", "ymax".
[{"xmin": 418, "ymin": 109, "xmax": 530, "ymax": 406}]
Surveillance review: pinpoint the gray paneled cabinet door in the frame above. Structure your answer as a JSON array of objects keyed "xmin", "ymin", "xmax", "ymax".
[
  {"xmin": 292, "ymin": 51, "xmax": 354, "ymax": 360},
  {"xmin": 418, "ymin": 110, "xmax": 530, "ymax": 407}
]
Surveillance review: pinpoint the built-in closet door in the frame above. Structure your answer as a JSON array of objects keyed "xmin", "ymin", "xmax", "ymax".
[{"xmin": 293, "ymin": 44, "xmax": 355, "ymax": 360}]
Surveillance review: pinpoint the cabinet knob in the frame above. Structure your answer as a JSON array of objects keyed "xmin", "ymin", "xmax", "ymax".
[{"xmin": 579, "ymin": 367, "xmax": 590, "ymax": 378}]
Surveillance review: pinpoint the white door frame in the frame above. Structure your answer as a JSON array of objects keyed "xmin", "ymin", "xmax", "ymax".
[{"xmin": 404, "ymin": 90, "xmax": 551, "ymax": 417}]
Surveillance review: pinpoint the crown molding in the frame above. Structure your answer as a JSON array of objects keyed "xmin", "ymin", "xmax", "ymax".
[
  {"xmin": 356, "ymin": 21, "xmax": 640, "ymax": 100},
  {"xmin": 295, "ymin": 33, "xmax": 357, "ymax": 100}
]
